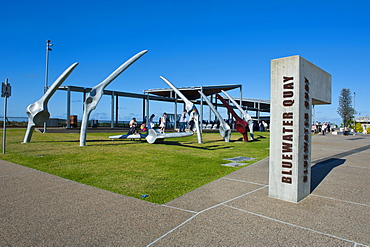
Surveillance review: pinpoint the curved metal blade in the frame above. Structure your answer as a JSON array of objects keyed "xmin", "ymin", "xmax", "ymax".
[
  {"xmin": 23, "ymin": 62, "xmax": 79, "ymax": 143},
  {"xmin": 221, "ymin": 90, "xmax": 254, "ymax": 140},
  {"xmin": 145, "ymin": 129, "xmax": 193, "ymax": 144},
  {"xmin": 159, "ymin": 76, "xmax": 202, "ymax": 143},
  {"xmin": 198, "ymin": 90, "xmax": 231, "ymax": 142},
  {"xmin": 80, "ymin": 50, "xmax": 148, "ymax": 146},
  {"xmin": 159, "ymin": 76, "xmax": 194, "ymax": 112},
  {"xmin": 216, "ymin": 93, "xmax": 249, "ymax": 142},
  {"xmin": 221, "ymin": 90, "xmax": 248, "ymax": 120}
]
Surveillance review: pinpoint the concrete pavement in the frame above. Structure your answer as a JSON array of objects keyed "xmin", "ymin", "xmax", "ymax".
[{"xmin": 1, "ymin": 133, "xmax": 369, "ymax": 246}]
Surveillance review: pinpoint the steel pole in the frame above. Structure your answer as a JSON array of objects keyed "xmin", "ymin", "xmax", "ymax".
[
  {"xmin": 3, "ymin": 79, "xmax": 8, "ymax": 154},
  {"xmin": 44, "ymin": 40, "xmax": 51, "ymax": 133}
]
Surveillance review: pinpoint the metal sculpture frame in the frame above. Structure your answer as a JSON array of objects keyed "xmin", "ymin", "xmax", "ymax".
[
  {"xmin": 198, "ymin": 90, "xmax": 231, "ymax": 142},
  {"xmin": 23, "ymin": 62, "xmax": 79, "ymax": 143},
  {"xmin": 79, "ymin": 50, "xmax": 147, "ymax": 146},
  {"xmin": 159, "ymin": 76, "xmax": 202, "ymax": 144},
  {"xmin": 109, "ymin": 133, "xmax": 147, "ymax": 140},
  {"xmin": 145, "ymin": 128, "xmax": 193, "ymax": 144},
  {"xmin": 221, "ymin": 90, "xmax": 254, "ymax": 140},
  {"xmin": 109, "ymin": 129, "xmax": 193, "ymax": 144},
  {"xmin": 216, "ymin": 93, "xmax": 249, "ymax": 142}
]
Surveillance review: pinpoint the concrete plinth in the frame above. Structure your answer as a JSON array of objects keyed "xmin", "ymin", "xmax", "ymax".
[{"xmin": 269, "ymin": 55, "xmax": 331, "ymax": 203}]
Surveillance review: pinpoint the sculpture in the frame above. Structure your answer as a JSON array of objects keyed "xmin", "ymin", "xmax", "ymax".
[
  {"xmin": 109, "ymin": 133, "xmax": 146, "ymax": 139},
  {"xmin": 159, "ymin": 76, "xmax": 203, "ymax": 144},
  {"xmin": 221, "ymin": 90, "xmax": 254, "ymax": 140},
  {"xmin": 109, "ymin": 128, "xmax": 193, "ymax": 144},
  {"xmin": 145, "ymin": 128, "xmax": 193, "ymax": 144},
  {"xmin": 216, "ymin": 93, "xmax": 249, "ymax": 142},
  {"xmin": 198, "ymin": 90, "xmax": 231, "ymax": 142},
  {"xmin": 79, "ymin": 50, "xmax": 147, "ymax": 146},
  {"xmin": 23, "ymin": 62, "xmax": 79, "ymax": 143}
]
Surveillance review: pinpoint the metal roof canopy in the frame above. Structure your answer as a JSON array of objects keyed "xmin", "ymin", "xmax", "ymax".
[
  {"xmin": 144, "ymin": 84, "xmax": 270, "ymax": 112},
  {"xmin": 58, "ymin": 85, "xmax": 176, "ymax": 102},
  {"xmin": 57, "ymin": 84, "xmax": 269, "ymax": 128},
  {"xmin": 58, "ymin": 85, "xmax": 269, "ymax": 111},
  {"xmin": 144, "ymin": 84, "xmax": 241, "ymax": 101}
]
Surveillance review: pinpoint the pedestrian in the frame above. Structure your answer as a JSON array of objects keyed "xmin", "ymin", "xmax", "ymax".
[
  {"xmin": 189, "ymin": 108, "xmax": 197, "ymax": 132},
  {"xmin": 159, "ymin": 112, "xmax": 167, "ymax": 133},
  {"xmin": 321, "ymin": 122, "xmax": 327, "ymax": 135},
  {"xmin": 259, "ymin": 122, "xmax": 264, "ymax": 132},
  {"xmin": 179, "ymin": 110, "xmax": 187, "ymax": 132},
  {"xmin": 148, "ymin": 114, "xmax": 155, "ymax": 129},
  {"xmin": 128, "ymin": 117, "xmax": 137, "ymax": 134},
  {"xmin": 311, "ymin": 124, "xmax": 316, "ymax": 133},
  {"xmin": 344, "ymin": 126, "xmax": 349, "ymax": 136},
  {"xmin": 263, "ymin": 121, "xmax": 268, "ymax": 131}
]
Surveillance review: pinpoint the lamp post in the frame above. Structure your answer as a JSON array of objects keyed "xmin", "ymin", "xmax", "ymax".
[
  {"xmin": 44, "ymin": 40, "xmax": 53, "ymax": 133},
  {"xmin": 353, "ymin": 92, "xmax": 356, "ymax": 133}
]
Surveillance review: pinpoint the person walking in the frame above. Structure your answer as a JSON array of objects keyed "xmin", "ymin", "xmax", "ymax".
[
  {"xmin": 179, "ymin": 110, "xmax": 187, "ymax": 132},
  {"xmin": 159, "ymin": 113, "xmax": 167, "ymax": 133},
  {"xmin": 148, "ymin": 114, "xmax": 155, "ymax": 129},
  {"xmin": 321, "ymin": 122, "xmax": 327, "ymax": 135}
]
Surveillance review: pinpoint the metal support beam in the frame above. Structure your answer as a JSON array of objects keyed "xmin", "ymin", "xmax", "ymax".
[
  {"xmin": 209, "ymin": 94, "xmax": 212, "ymax": 123},
  {"xmin": 142, "ymin": 97, "xmax": 146, "ymax": 123},
  {"xmin": 66, "ymin": 86, "xmax": 71, "ymax": 128},
  {"xmin": 115, "ymin": 95, "xmax": 119, "ymax": 127},
  {"xmin": 200, "ymin": 87, "xmax": 203, "ymax": 130},
  {"xmin": 174, "ymin": 94, "xmax": 178, "ymax": 129},
  {"xmin": 239, "ymin": 85, "xmax": 243, "ymax": 116},
  {"xmin": 111, "ymin": 91, "xmax": 114, "ymax": 128},
  {"xmin": 145, "ymin": 92, "xmax": 150, "ymax": 127},
  {"xmin": 83, "ymin": 89, "xmax": 86, "ymax": 111}
]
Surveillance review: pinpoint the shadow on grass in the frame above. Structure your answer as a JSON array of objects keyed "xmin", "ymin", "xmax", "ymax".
[
  {"xmin": 161, "ymin": 140, "xmax": 228, "ymax": 150},
  {"xmin": 234, "ymin": 138, "xmax": 262, "ymax": 142},
  {"xmin": 256, "ymin": 135, "xmax": 267, "ymax": 139},
  {"xmin": 83, "ymin": 139, "xmax": 148, "ymax": 146},
  {"xmin": 32, "ymin": 139, "xmax": 147, "ymax": 146}
]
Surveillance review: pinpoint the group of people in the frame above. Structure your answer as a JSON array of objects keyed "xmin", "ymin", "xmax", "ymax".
[
  {"xmin": 311, "ymin": 122, "xmax": 332, "ymax": 135},
  {"xmin": 259, "ymin": 121, "xmax": 268, "ymax": 132},
  {"xmin": 127, "ymin": 109, "xmax": 199, "ymax": 135},
  {"xmin": 128, "ymin": 117, "xmax": 142, "ymax": 136}
]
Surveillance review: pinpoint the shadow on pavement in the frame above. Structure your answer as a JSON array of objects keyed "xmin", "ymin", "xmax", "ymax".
[{"xmin": 311, "ymin": 158, "xmax": 345, "ymax": 192}]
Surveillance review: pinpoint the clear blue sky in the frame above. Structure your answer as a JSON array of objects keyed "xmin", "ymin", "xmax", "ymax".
[{"xmin": 1, "ymin": 0, "xmax": 369, "ymax": 124}]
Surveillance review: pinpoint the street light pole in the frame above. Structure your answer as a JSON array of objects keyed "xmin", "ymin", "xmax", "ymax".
[
  {"xmin": 44, "ymin": 40, "xmax": 53, "ymax": 133},
  {"xmin": 353, "ymin": 92, "xmax": 356, "ymax": 133}
]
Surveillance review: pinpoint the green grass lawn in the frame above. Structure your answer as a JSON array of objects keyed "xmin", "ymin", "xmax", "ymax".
[{"xmin": 1, "ymin": 129, "xmax": 270, "ymax": 204}]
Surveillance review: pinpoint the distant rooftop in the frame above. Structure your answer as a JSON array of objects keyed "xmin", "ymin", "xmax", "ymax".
[{"xmin": 355, "ymin": 116, "xmax": 370, "ymax": 122}]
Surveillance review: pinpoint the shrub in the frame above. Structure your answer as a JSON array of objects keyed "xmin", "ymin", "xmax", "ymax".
[{"xmin": 355, "ymin": 122, "xmax": 363, "ymax": 133}]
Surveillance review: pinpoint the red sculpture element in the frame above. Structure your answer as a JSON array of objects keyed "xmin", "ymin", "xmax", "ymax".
[{"xmin": 216, "ymin": 93, "xmax": 249, "ymax": 142}]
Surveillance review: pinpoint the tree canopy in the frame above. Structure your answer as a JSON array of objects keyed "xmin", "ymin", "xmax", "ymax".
[{"xmin": 337, "ymin": 88, "xmax": 355, "ymax": 127}]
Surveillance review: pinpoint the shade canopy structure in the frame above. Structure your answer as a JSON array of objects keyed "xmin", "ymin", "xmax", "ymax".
[
  {"xmin": 144, "ymin": 85, "xmax": 241, "ymax": 101},
  {"xmin": 57, "ymin": 84, "xmax": 270, "ymax": 128}
]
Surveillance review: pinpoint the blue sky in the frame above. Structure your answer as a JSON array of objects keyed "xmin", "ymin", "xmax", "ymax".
[{"xmin": 1, "ymin": 0, "xmax": 369, "ymax": 124}]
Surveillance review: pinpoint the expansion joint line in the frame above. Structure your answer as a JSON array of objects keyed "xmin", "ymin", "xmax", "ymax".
[
  {"xmin": 222, "ymin": 177, "xmax": 268, "ymax": 186},
  {"xmin": 147, "ymin": 185, "xmax": 267, "ymax": 246},
  {"xmin": 223, "ymin": 204, "xmax": 367, "ymax": 247},
  {"xmin": 312, "ymin": 194, "xmax": 370, "ymax": 208}
]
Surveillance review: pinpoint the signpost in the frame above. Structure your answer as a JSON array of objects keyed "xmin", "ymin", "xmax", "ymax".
[
  {"xmin": 2, "ymin": 79, "xmax": 11, "ymax": 154},
  {"xmin": 269, "ymin": 56, "xmax": 331, "ymax": 203}
]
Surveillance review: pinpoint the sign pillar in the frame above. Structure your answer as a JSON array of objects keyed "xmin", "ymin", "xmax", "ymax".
[
  {"xmin": 2, "ymin": 79, "xmax": 11, "ymax": 154},
  {"xmin": 269, "ymin": 56, "xmax": 331, "ymax": 203}
]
